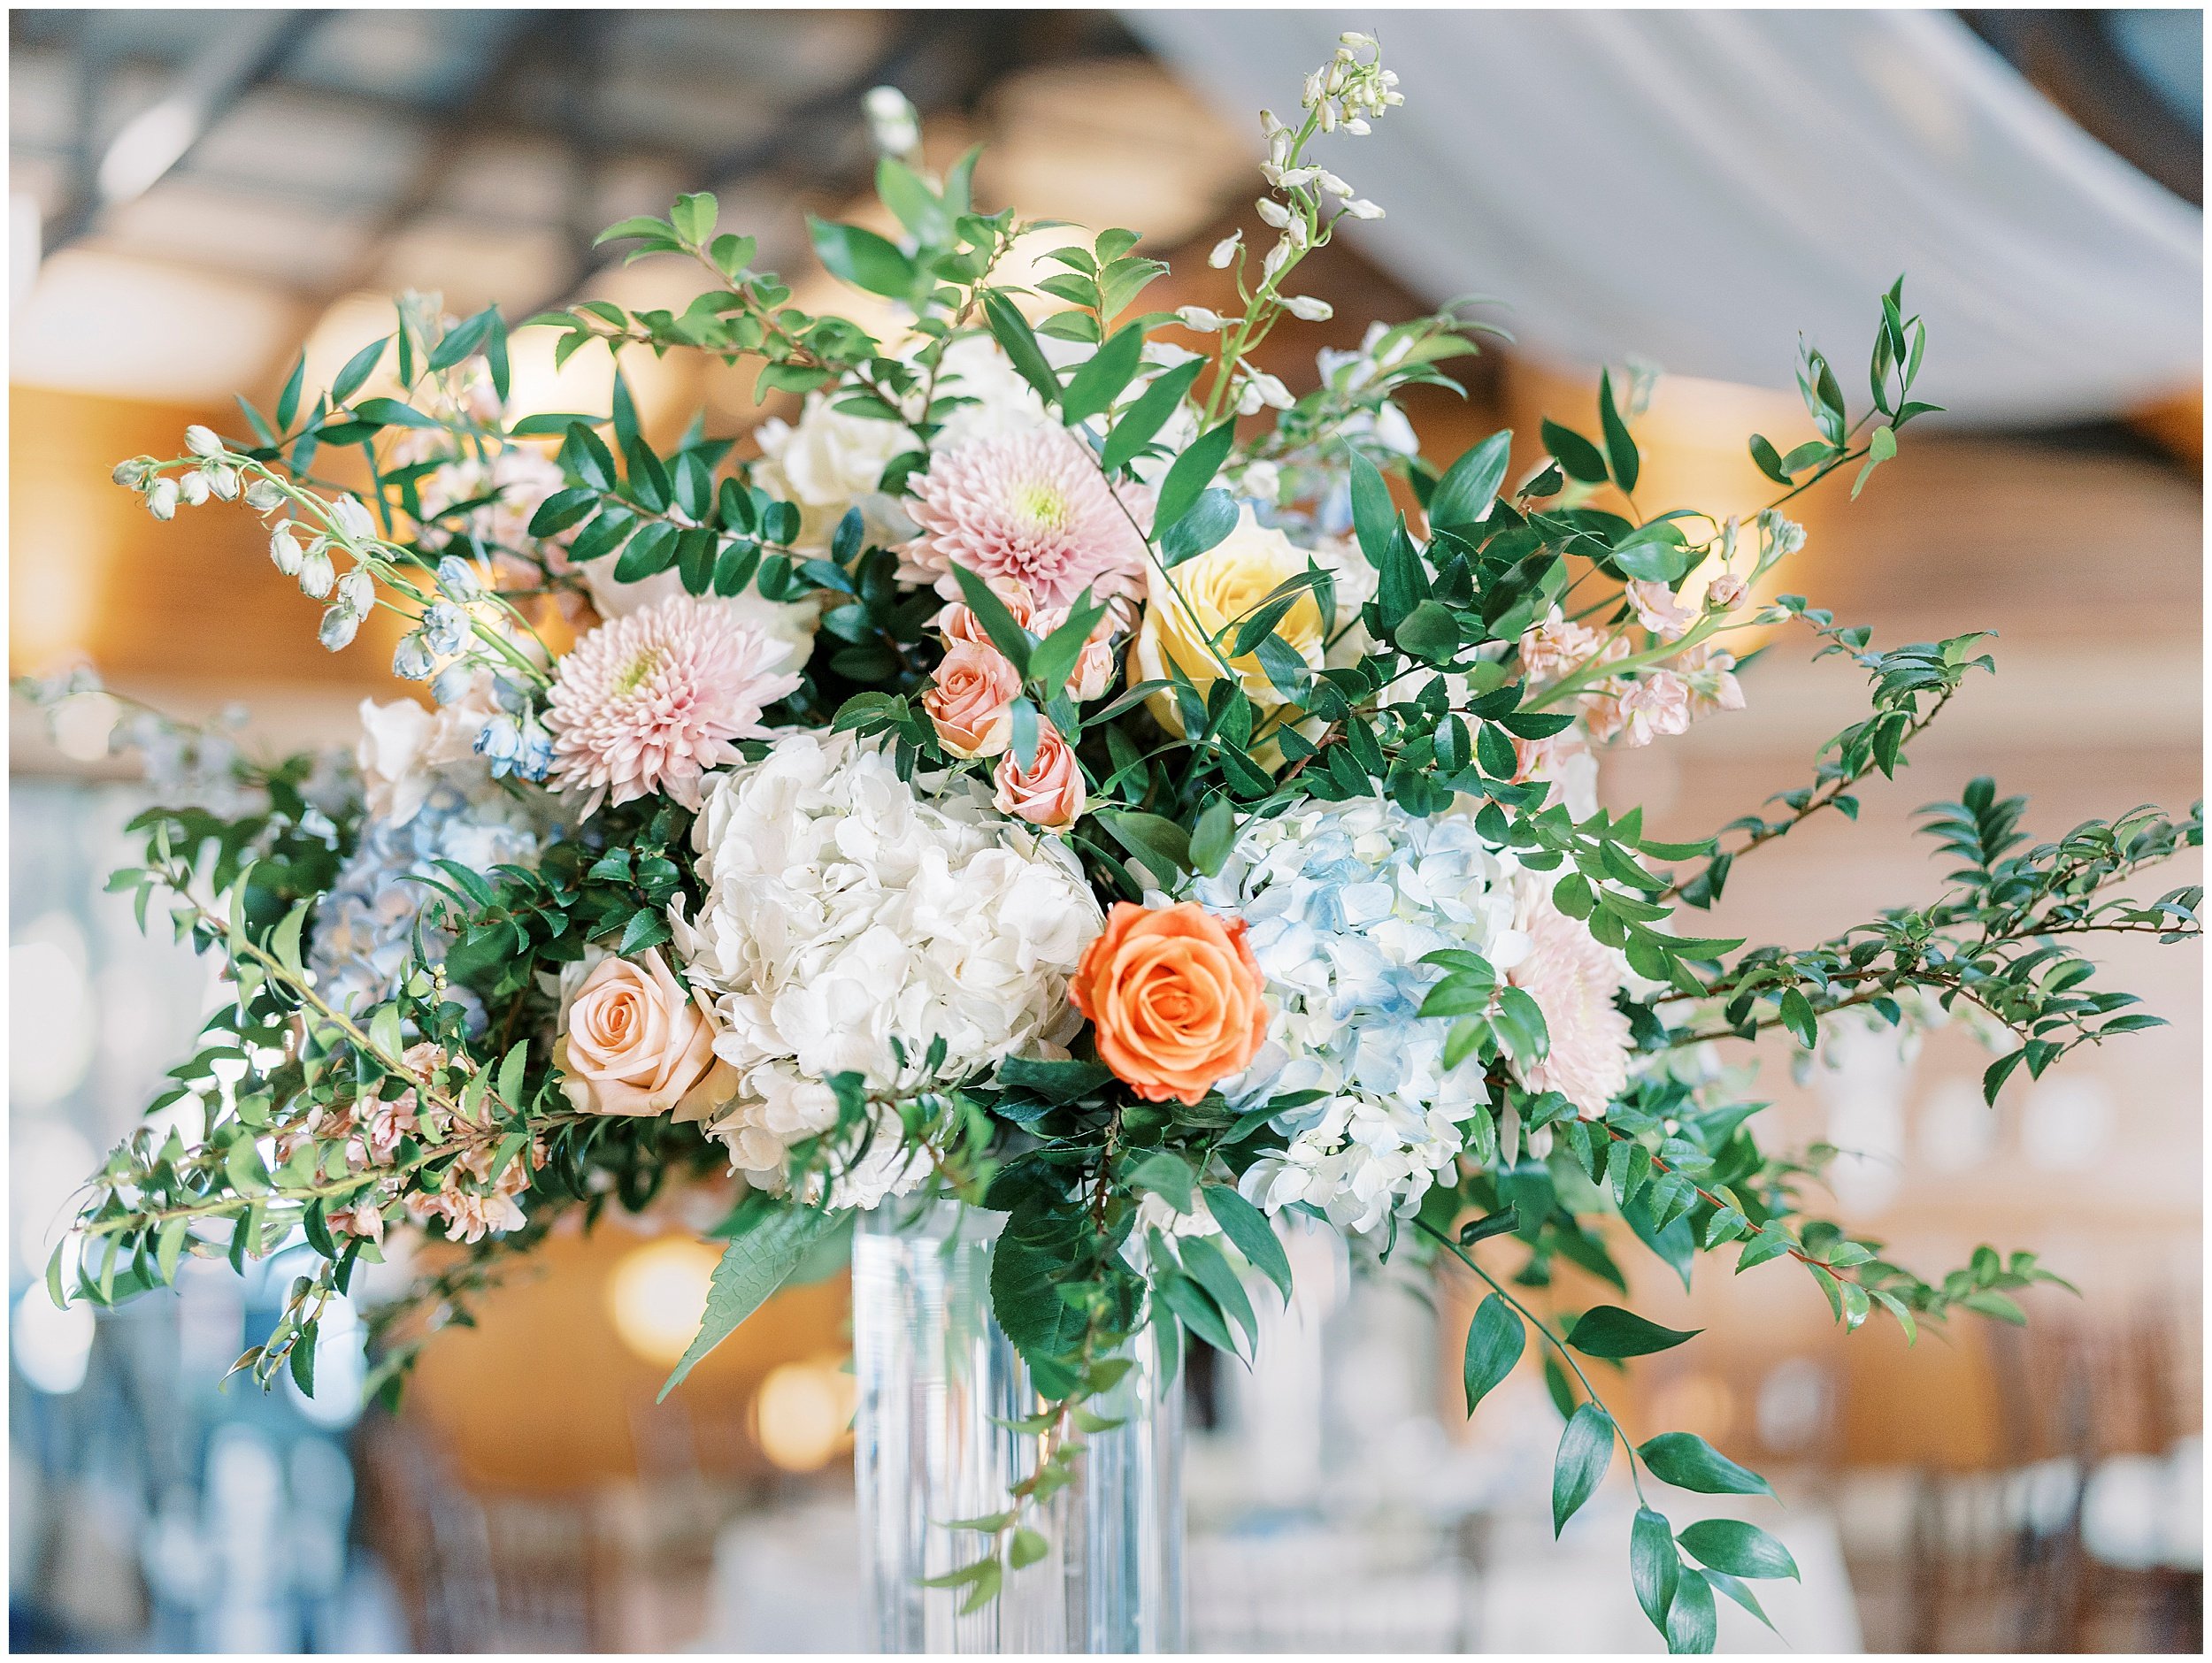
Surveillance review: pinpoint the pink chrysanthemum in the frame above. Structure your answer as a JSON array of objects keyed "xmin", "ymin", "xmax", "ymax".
[
  {"xmin": 904, "ymin": 427, "xmax": 1150, "ymax": 610},
  {"xmin": 546, "ymin": 594, "xmax": 801, "ymax": 814},
  {"xmin": 1508, "ymin": 877, "xmax": 1633, "ymax": 1118}
]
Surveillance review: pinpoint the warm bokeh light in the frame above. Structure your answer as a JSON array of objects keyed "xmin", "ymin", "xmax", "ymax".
[
  {"xmin": 605, "ymin": 1235, "xmax": 722, "ymax": 1368},
  {"xmin": 752, "ymin": 1357, "xmax": 856, "ymax": 1473}
]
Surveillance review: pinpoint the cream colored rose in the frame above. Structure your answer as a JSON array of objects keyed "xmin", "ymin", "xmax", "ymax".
[
  {"xmin": 1126, "ymin": 507, "xmax": 1325, "ymax": 737},
  {"xmin": 554, "ymin": 947, "xmax": 735, "ymax": 1118}
]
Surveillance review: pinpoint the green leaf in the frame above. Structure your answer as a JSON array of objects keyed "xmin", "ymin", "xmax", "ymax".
[
  {"xmin": 1638, "ymin": 1432, "xmax": 1774, "ymax": 1497},
  {"xmin": 1777, "ymin": 987, "xmax": 1819, "ymax": 1048},
  {"xmin": 428, "ymin": 306, "xmax": 498, "ymax": 372},
  {"xmin": 1008, "ymin": 1527, "xmax": 1049, "ymax": 1571},
  {"xmin": 1158, "ymin": 488, "xmax": 1238, "ymax": 568},
  {"xmin": 1202, "ymin": 1185, "xmax": 1292, "ymax": 1302},
  {"xmin": 1552, "ymin": 1400, "xmax": 1615, "ymax": 1535},
  {"xmin": 1463, "ymin": 1291, "xmax": 1525, "ymax": 1414},
  {"xmin": 1156, "ymin": 1271, "xmax": 1238, "ymax": 1356},
  {"xmin": 349, "ymin": 396, "xmax": 440, "ymax": 430},
  {"xmin": 1540, "ymin": 418, "xmax": 1610, "ymax": 486},
  {"xmin": 1631, "ymin": 1506, "xmax": 1678, "ymax": 1636},
  {"xmin": 1678, "ymin": 1519, "xmax": 1800, "ymax": 1581},
  {"xmin": 1598, "ymin": 370, "xmax": 1640, "ymax": 494},
  {"xmin": 659, "ymin": 1202, "xmax": 841, "ymax": 1399},
  {"xmin": 1426, "ymin": 430, "xmax": 1512, "ymax": 530},
  {"xmin": 1394, "ymin": 598, "xmax": 1461, "ymax": 664},
  {"xmin": 1347, "ymin": 446, "xmax": 1398, "ymax": 565},
  {"xmin": 1981, "ymin": 1047, "xmax": 2028, "ymax": 1104},
  {"xmin": 1100, "ymin": 358, "xmax": 1203, "ymax": 474},
  {"xmin": 613, "ymin": 520, "xmax": 680, "ymax": 583},
  {"xmin": 948, "ymin": 563, "xmax": 1033, "ymax": 675},
  {"xmin": 1028, "ymin": 593, "xmax": 1106, "ymax": 697},
  {"xmin": 1568, "ymin": 1305, "xmax": 1701, "ymax": 1359},
  {"xmin": 288, "ymin": 1325, "xmax": 317, "ymax": 1396},
  {"xmin": 1701, "ymin": 1567, "xmax": 1776, "ymax": 1631},
  {"xmin": 1747, "ymin": 433, "xmax": 1793, "ymax": 485},
  {"xmin": 1096, "ymin": 809, "xmax": 1190, "ymax": 885},
  {"xmin": 595, "ymin": 213, "xmax": 676, "ymax": 248},
  {"xmin": 275, "ymin": 351, "xmax": 307, "ymax": 432},
  {"xmin": 1154, "ymin": 422, "xmax": 1236, "ymax": 532},
  {"xmin": 990, "ymin": 1200, "xmax": 1089, "ymax": 1364},
  {"xmin": 875, "ymin": 157, "xmax": 949, "ymax": 246},
  {"xmin": 1189, "ymin": 796, "xmax": 1237, "ymax": 877},
  {"xmin": 1059, "ymin": 322, "xmax": 1147, "ymax": 427},
  {"xmin": 1665, "ymin": 1564, "xmax": 1718, "ymax": 1653},
  {"xmin": 981, "ymin": 290, "xmax": 1062, "ymax": 407},
  {"xmin": 1125, "ymin": 1150, "xmax": 1195, "ymax": 1215},
  {"xmin": 807, "ymin": 215, "xmax": 916, "ymax": 301},
  {"xmin": 1178, "ymin": 1234, "xmax": 1258, "ymax": 1351},
  {"xmin": 330, "ymin": 335, "xmax": 389, "ymax": 406}
]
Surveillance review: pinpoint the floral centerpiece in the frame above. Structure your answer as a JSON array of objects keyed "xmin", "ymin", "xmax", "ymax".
[{"xmin": 34, "ymin": 35, "xmax": 2200, "ymax": 1652}]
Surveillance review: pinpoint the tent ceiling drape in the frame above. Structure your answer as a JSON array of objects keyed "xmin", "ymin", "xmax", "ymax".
[{"xmin": 1125, "ymin": 9, "xmax": 2202, "ymax": 425}]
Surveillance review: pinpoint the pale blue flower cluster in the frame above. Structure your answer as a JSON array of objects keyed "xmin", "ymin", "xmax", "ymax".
[
  {"xmin": 310, "ymin": 777, "xmax": 547, "ymax": 1021},
  {"xmin": 1188, "ymin": 797, "xmax": 1530, "ymax": 1233}
]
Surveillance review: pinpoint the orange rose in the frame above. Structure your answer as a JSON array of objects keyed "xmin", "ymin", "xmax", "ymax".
[
  {"xmin": 994, "ymin": 719, "xmax": 1086, "ymax": 830},
  {"xmin": 1070, "ymin": 901, "xmax": 1269, "ymax": 1105},
  {"xmin": 924, "ymin": 639, "xmax": 1020, "ymax": 757}
]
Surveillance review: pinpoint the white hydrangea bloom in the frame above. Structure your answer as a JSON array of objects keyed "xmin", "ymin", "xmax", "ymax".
[
  {"xmin": 672, "ymin": 730, "xmax": 1102, "ymax": 1207},
  {"xmin": 1188, "ymin": 798, "xmax": 1530, "ymax": 1234}
]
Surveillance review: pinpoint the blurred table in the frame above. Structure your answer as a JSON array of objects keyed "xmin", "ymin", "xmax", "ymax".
[{"xmin": 692, "ymin": 1486, "xmax": 1862, "ymax": 1653}]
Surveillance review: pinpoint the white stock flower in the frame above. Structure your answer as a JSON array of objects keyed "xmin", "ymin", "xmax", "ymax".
[
  {"xmin": 184, "ymin": 425, "xmax": 222, "ymax": 458},
  {"xmin": 1342, "ymin": 199, "xmax": 1386, "ymax": 220},
  {"xmin": 1192, "ymin": 798, "xmax": 1531, "ymax": 1234},
  {"xmin": 1176, "ymin": 305, "xmax": 1228, "ymax": 333},
  {"xmin": 179, "ymin": 471, "xmax": 211, "ymax": 507},
  {"xmin": 672, "ymin": 731, "xmax": 1103, "ymax": 1207},
  {"xmin": 1241, "ymin": 368, "xmax": 1294, "ymax": 410},
  {"xmin": 1284, "ymin": 295, "xmax": 1333, "ymax": 322},
  {"xmin": 864, "ymin": 85, "xmax": 921, "ymax": 158},
  {"xmin": 331, "ymin": 496, "xmax": 377, "ymax": 540},
  {"xmin": 297, "ymin": 548, "xmax": 335, "ymax": 598},
  {"xmin": 145, "ymin": 478, "xmax": 180, "ymax": 519},
  {"xmin": 1208, "ymin": 233, "xmax": 1241, "ymax": 270},
  {"xmin": 1256, "ymin": 198, "xmax": 1291, "ymax": 229},
  {"xmin": 268, "ymin": 525, "xmax": 305, "ymax": 576}
]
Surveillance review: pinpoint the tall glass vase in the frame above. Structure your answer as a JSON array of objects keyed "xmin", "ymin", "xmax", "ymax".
[{"xmin": 852, "ymin": 1200, "xmax": 1185, "ymax": 1653}]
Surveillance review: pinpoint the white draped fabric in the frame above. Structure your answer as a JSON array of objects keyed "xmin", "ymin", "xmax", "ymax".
[{"xmin": 1126, "ymin": 9, "xmax": 2202, "ymax": 425}]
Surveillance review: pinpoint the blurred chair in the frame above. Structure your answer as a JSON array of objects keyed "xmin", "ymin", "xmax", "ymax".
[{"xmin": 1896, "ymin": 1299, "xmax": 2202, "ymax": 1652}]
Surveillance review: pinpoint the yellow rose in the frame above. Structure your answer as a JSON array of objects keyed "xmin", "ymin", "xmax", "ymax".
[{"xmin": 1126, "ymin": 508, "xmax": 1325, "ymax": 739}]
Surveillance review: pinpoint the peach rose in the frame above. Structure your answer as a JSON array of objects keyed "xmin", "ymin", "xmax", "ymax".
[
  {"xmin": 1070, "ymin": 901, "xmax": 1269, "ymax": 1105},
  {"xmin": 941, "ymin": 589, "xmax": 1118, "ymax": 704},
  {"xmin": 554, "ymin": 947, "xmax": 735, "ymax": 1117},
  {"xmin": 994, "ymin": 720, "xmax": 1087, "ymax": 830},
  {"xmin": 924, "ymin": 639, "xmax": 1020, "ymax": 757},
  {"xmin": 1069, "ymin": 634, "xmax": 1116, "ymax": 701}
]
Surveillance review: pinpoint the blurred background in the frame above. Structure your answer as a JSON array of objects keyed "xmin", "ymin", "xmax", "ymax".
[{"xmin": 8, "ymin": 8, "xmax": 2201, "ymax": 1653}]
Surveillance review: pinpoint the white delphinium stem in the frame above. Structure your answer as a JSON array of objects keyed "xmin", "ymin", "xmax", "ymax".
[
  {"xmin": 117, "ymin": 440, "xmax": 553, "ymax": 686},
  {"xmin": 1198, "ymin": 35, "xmax": 1402, "ymax": 429}
]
